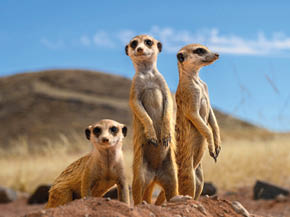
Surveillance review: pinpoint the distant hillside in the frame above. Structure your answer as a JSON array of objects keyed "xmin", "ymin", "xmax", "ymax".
[{"xmin": 0, "ymin": 69, "xmax": 273, "ymax": 147}]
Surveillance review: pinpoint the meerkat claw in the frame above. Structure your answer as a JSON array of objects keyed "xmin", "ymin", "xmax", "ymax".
[
  {"xmin": 209, "ymin": 151, "xmax": 217, "ymax": 162},
  {"xmin": 162, "ymin": 136, "xmax": 171, "ymax": 147},
  {"xmin": 148, "ymin": 139, "xmax": 158, "ymax": 147}
]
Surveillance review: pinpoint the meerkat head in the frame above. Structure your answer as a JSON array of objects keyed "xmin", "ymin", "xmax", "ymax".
[
  {"xmin": 176, "ymin": 44, "xmax": 219, "ymax": 73},
  {"xmin": 125, "ymin": 34, "xmax": 162, "ymax": 63},
  {"xmin": 85, "ymin": 119, "xmax": 127, "ymax": 149}
]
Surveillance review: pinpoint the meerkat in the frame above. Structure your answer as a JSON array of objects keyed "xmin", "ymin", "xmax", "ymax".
[
  {"xmin": 155, "ymin": 44, "xmax": 221, "ymax": 204},
  {"xmin": 175, "ymin": 44, "xmax": 221, "ymax": 198},
  {"xmin": 125, "ymin": 35, "xmax": 178, "ymax": 205},
  {"xmin": 46, "ymin": 119, "xmax": 130, "ymax": 208}
]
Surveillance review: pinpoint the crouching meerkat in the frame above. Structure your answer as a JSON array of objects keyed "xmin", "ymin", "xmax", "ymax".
[
  {"xmin": 175, "ymin": 44, "xmax": 221, "ymax": 199},
  {"xmin": 125, "ymin": 35, "xmax": 178, "ymax": 205},
  {"xmin": 46, "ymin": 119, "xmax": 130, "ymax": 208}
]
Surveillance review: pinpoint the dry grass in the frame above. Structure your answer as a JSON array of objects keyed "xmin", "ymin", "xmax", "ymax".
[
  {"xmin": 0, "ymin": 133, "xmax": 289, "ymax": 193},
  {"xmin": 203, "ymin": 134, "xmax": 290, "ymax": 191}
]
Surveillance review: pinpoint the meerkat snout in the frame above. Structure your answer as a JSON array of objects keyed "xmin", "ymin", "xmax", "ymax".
[
  {"xmin": 85, "ymin": 119, "xmax": 127, "ymax": 148},
  {"xmin": 101, "ymin": 137, "xmax": 109, "ymax": 143}
]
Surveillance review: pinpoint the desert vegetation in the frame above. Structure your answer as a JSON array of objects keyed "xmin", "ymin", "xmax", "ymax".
[{"xmin": 0, "ymin": 131, "xmax": 289, "ymax": 193}]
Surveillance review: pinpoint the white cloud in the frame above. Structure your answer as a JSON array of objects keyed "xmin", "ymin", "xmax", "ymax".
[
  {"xmin": 42, "ymin": 26, "xmax": 290, "ymax": 56},
  {"xmin": 117, "ymin": 30, "xmax": 136, "ymax": 45},
  {"xmin": 80, "ymin": 35, "xmax": 91, "ymax": 46},
  {"xmin": 40, "ymin": 38, "xmax": 64, "ymax": 49},
  {"xmin": 93, "ymin": 30, "xmax": 114, "ymax": 48},
  {"xmin": 148, "ymin": 26, "xmax": 290, "ymax": 56}
]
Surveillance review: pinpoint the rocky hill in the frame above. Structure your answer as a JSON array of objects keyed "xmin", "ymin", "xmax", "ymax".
[{"xmin": 0, "ymin": 69, "xmax": 273, "ymax": 148}]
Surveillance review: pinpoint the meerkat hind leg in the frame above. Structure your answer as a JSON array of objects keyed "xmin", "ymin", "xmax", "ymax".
[
  {"xmin": 132, "ymin": 165, "xmax": 153, "ymax": 205},
  {"xmin": 178, "ymin": 164, "xmax": 196, "ymax": 198},
  {"xmin": 156, "ymin": 161, "xmax": 178, "ymax": 202},
  {"xmin": 194, "ymin": 163, "xmax": 204, "ymax": 199},
  {"xmin": 46, "ymin": 188, "xmax": 73, "ymax": 208},
  {"xmin": 143, "ymin": 181, "xmax": 156, "ymax": 204}
]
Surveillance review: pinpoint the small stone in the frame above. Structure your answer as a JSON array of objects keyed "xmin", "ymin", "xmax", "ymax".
[
  {"xmin": 130, "ymin": 207, "xmax": 134, "ymax": 211},
  {"xmin": 197, "ymin": 204, "xmax": 207, "ymax": 215},
  {"xmin": 0, "ymin": 186, "xmax": 18, "ymax": 203},
  {"xmin": 149, "ymin": 212, "xmax": 156, "ymax": 217},
  {"xmin": 190, "ymin": 204, "xmax": 198, "ymax": 208},
  {"xmin": 84, "ymin": 214, "xmax": 89, "ymax": 217},
  {"xmin": 28, "ymin": 185, "xmax": 50, "ymax": 204},
  {"xmin": 105, "ymin": 197, "xmax": 111, "ymax": 201},
  {"xmin": 210, "ymin": 195, "xmax": 219, "ymax": 200},
  {"xmin": 141, "ymin": 200, "xmax": 147, "ymax": 205},
  {"xmin": 169, "ymin": 195, "xmax": 192, "ymax": 202},
  {"xmin": 40, "ymin": 210, "xmax": 46, "ymax": 214},
  {"xmin": 231, "ymin": 201, "xmax": 250, "ymax": 217},
  {"xmin": 185, "ymin": 208, "xmax": 189, "ymax": 213},
  {"xmin": 276, "ymin": 194, "xmax": 287, "ymax": 202}
]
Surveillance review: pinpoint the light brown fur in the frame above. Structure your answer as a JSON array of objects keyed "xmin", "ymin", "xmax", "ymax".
[
  {"xmin": 176, "ymin": 44, "xmax": 221, "ymax": 198},
  {"xmin": 156, "ymin": 44, "xmax": 221, "ymax": 204},
  {"xmin": 125, "ymin": 35, "xmax": 178, "ymax": 205},
  {"xmin": 46, "ymin": 119, "xmax": 129, "ymax": 208}
]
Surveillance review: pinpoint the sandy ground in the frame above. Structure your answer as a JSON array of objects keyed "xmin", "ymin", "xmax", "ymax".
[{"xmin": 0, "ymin": 187, "xmax": 289, "ymax": 217}]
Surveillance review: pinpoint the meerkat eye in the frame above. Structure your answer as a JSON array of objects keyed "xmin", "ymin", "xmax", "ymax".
[
  {"xmin": 93, "ymin": 127, "xmax": 102, "ymax": 137},
  {"xmin": 110, "ymin": 126, "xmax": 119, "ymax": 134},
  {"xmin": 193, "ymin": 48, "xmax": 207, "ymax": 56},
  {"xmin": 130, "ymin": 40, "xmax": 138, "ymax": 49},
  {"xmin": 144, "ymin": 39, "xmax": 153, "ymax": 47}
]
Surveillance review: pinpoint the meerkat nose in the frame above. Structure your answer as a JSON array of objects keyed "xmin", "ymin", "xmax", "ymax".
[
  {"xmin": 102, "ymin": 137, "xmax": 109, "ymax": 143},
  {"xmin": 137, "ymin": 47, "xmax": 143, "ymax": 53}
]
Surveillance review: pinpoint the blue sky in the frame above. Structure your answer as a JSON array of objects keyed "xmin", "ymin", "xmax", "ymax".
[{"xmin": 1, "ymin": 0, "xmax": 290, "ymax": 131}]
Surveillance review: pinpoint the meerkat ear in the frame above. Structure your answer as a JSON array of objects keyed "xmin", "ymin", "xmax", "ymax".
[
  {"xmin": 157, "ymin": 42, "xmax": 162, "ymax": 53},
  {"xmin": 177, "ymin": 53, "xmax": 185, "ymax": 63},
  {"xmin": 122, "ymin": 126, "xmax": 127, "ymax": 137},
  {"xmin": 125, "ymin": 45, "xmax": 129, "ymax": 55},
  {"xmin": 85, "ymin": 128, "xmax": 91, "ymax": 140}
]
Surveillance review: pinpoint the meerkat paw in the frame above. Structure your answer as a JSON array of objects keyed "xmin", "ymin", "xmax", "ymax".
[
  {"xmin": 162, "ymin": 135, "xmax": 171, "ymax": 147},
  {"xmin": 147, "ymin": 138, "xmax": 158, "ymax": 147},
  {"xmin": 209, "ymin": 149, "xmax": 217, "ymax": 162},
  {"xmin": 145, "ymin": 130, "xmax": 158, "ymax": 147}
]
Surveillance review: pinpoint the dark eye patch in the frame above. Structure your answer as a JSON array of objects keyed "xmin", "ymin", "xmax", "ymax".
[
  {"xmin": 110, "ymin": 126, "xmax": 119, "ymax": 135},
  {"xmin": 144, "ymin": 39, "xmax": 153, "ymax": 47},
  {"xmin": 130, "ymin": 40, "xmax": 138, "ymax": 49},
  {"xmin": 193, "ymin": 48, "xmax": 207, "ymax": 55},
  {"xmin": 177, "ymin": 53, "xmax": 185, "ymax": 63},
  {"xmin": 93, "ymin": 127, "xmax": 102, "ymax": 137}
]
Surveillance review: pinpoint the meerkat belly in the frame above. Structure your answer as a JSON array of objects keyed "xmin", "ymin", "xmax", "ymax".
[
  {"xmin": 141, "ymin": 88, "xmax": 163, "ymax": 137},
  {"xmin": 176, "ymin": 107, "xmax": 205, "ymax": 164},
  {"xmin": 199, "ymin": 98, "xmax": 209, "ymax": 121}
]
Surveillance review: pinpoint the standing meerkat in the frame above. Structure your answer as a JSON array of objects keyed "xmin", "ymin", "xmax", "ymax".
[
  {"xmin": 156, "ymin": 44, "xmax": 221, "ymax": 204},
  {"xmin": 175, "ymin": 44, "xmax": 221, "ymax": 199},
  {"xmin": 46, "ymin": 119, "xmax": 129, "ymax": 208},
  {"xmin": 125, "ymin": 35, "xmax": 178, "ymax": 205}
]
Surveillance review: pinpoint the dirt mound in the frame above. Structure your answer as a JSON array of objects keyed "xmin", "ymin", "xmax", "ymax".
[
  {"xmin": 0, "ymin": 69, "xmax": 275, "ymax": 148},
  {"xmin": 222, "ymin": 187, "xmax": 290, "ymax": 217},
  {"xmin": 24, "ymin": 197, "xmax": 260, "ymax": 217}
]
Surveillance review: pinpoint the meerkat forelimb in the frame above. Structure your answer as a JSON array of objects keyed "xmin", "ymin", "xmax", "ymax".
[
  {"xmin": 125, "ymin": 34, "xmax": 178, "ymax": 205},
  {"xmin": 46, "ymin": 119, "xmax": 129, "ymax": 208}
]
